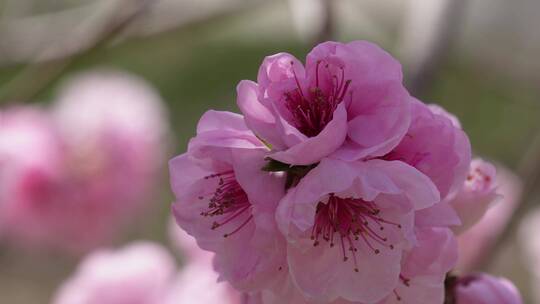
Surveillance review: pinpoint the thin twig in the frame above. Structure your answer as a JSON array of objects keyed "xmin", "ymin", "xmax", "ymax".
[
  {"xmin": 0, "ymin": 0, "xmax": 156, "ymax": 104},
  {"xmin": 0, "ymin": 0, "xmax": 271, "ymax": 104},
  {"xmin": 481, "ymin": 126, "xmax": 540, "ymax": 270},
  {"xmin": 404, "ymin": 0, "xmax": 468, "ymax": 96}
]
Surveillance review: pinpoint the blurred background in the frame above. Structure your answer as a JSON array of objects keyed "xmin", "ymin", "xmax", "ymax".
[{"xmin": 0, "ymin": 0, "xmax": 539, "ymax": 303}]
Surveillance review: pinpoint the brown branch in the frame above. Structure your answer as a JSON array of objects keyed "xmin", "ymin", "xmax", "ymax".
[
  {"xmin": 0, "ymin": 0, "xmax": 156, "ymax": 104},
  {"xmin": 481, "ymin": 126, "xmax": 540, "ymax": 270},
  {"xmin": 405, "ymin": 0, "xmax": 468, "ymax": 96},
  {"xmin": 0, "ymin": 0, "xmax": 271, "ymax": 104}
]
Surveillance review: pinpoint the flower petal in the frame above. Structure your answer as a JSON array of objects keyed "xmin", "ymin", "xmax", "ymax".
[
  {"xmin": 270, "ymin": 103, "xmax": 347, "ymax": 165},
  {"xmin": 287, "ymin": 240, "xmax": 401, "ymax": 303},
  {"xmin": 366, "ymin": 159, "xmax": 440, "ymax": 210},
  {"xmin": 237, "ymin": 81, "xmax": 284, "ymax": 149},
  {"xmin": 197, "ymin": 110, "xmax": 250, "ymax": 134}
]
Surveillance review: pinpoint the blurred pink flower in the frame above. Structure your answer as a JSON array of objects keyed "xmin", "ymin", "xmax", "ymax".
[
  {"xmin": 52, "ymin": 242, "xmax": 176, "ymax": 304},
  {"xmin": 170, "ymin": 110, "xmax": 287, "ymax": 292},
  {"xmin": 450, "ymin": 159, "xmax": 501, "ymax": 234},
  {"xmin": 53, "ymin": 237, "xmax": 259, "ymax": 304},
  {"xmin": 237, "ymin": 40, "xmax": 411, "ymax": 165},
  {"xmin": 0, "ymin": 70, "xmax": 170, "ymax": 253},
  {"xmin": 276, "ymin": 157, "xmax": 441, "ymax": 303},
  {"xmin": 456, "ymin": 164, "xmax": 521, "ymax": 271},
  {"xmin": 0, "ymin": 107, "xmax": 67, "ymax": 247},
  {"xmin": 53, "ymin": 70, "xmax": 169, "ymax": 219},
  {"xmin": 452, "ymin": 273, "xmax": 523, "ymax": 304}
]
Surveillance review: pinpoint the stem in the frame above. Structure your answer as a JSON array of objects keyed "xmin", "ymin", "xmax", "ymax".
[
  {"xmin": 402, "ymin": 0, "xmax": 468, "ymax": 96},
  {"xmin": 481, "ymin": 125, "xmax": 540, "ymax": 270}
]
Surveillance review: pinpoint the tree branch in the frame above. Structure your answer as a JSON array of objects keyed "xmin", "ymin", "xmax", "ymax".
[{"xmin": 0, "ymin": 0, "xmax": 155, "ymax": 104}]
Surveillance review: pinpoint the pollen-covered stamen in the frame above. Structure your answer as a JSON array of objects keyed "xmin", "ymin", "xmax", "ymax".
[
  {"xmin": 467, "ymin": 167, "xmax": 492, "ymax": 183},
  {"xmin": 199, "ymin": 171, "xmax": 253, "ymax": 237},
  {"xmin": 311, "ymin": 194, "xmax": 401, "ymax": 272},
  {"xmin": 284, "ymin": 60, "xmax": 352, "ymax": 137}
]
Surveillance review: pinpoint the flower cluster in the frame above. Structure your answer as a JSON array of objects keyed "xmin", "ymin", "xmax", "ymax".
[
  {"xmin": 0, "ymin": 70, "xmax": 169, "ymax": 253},
  {"xmin": 170, "ymin": 41, "xmax": 522, "ymax": 303}
]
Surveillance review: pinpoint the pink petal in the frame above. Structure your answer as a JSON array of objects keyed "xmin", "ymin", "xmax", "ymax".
[
  {"xmin": 415, "ymin": 202, "xmax": 462, "ymax": 228},
  {"xmin": 257, "ymin": 53, "xmax": 305, "ymax": 91},
  {"xmin": 388, "ymin": 100, "xmax": 471, "ymax": 200},
  {"xmin": 342, "ymin": 83, "xmax": 411, "ymax": 159},
  {"xmin": 197, "ymin": 110, "xmax": 251, "ymax": 134},
  {"xmin": 236, "ymin": 81, "xmax": 284, "ymax": 149},
  {"xmin": 169, "ymin": 154, "xmax": 211, "ymax": 199},
  {"xmin": 231, "ymin": 149, "xmax": 285, "ymax": 213},
  {"xmin": 287, "ymin": 240, "xmax": 401, "ymax": 303},
  {"xmin": 367, "ymin": 160, "xmax": 440, "ymax": 210},
  {"xmin": 270, "ymin": 103, "xmax": 348, "ymax": 165},
  {"xmin": 381, "ymin": 275, "xmax": 445, "ymax": 304}
]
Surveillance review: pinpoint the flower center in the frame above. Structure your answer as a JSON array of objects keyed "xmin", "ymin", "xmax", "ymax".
[
  {"xmin": 284, "ymin": 61, "xmax": 351, "ymax": 137},
  {"xmin": 199, "ymin": 171, "xmax": 253, "ymax": 238},
  {"xmin": 311, "ymin": 194, "xmax": 401, "ymax": 272},
  {"xmin": 466, "ymin": 166, "xmax": 492, "ymax": 191}
]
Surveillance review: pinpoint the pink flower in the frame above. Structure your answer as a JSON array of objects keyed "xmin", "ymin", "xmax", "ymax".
[
  {"xmin": 169, "ymin": 41, "xmax": 473, "ymax": 303},
  {"xmin": 170, "ymin": 110, "xmax": 287, "ymax": 292},
  {"xmin": 53, "ymin": 70, "xmax": 169, "ymax": 217},
  {"xmin": 0, "ymin": 107, "xmax": 66, "ymax": 248},
  {"xmin": 449, "ymin": 159, "xmax": 501, "ymax": 234},
  {"xmin": 276, "ymin": 157, "xmax": 441, "ymax": 303},
  {"xmin": 52, "ymin": 242, "xmax": 176, "ymax": 304},
  {"xmin": 457, "ymin": 165, "xmax": 521, "ymax": 271},
  {"xmin": 0, "ymin": 70, "xmax": 170, "ymax": 253},
  {"xmin": 383, "ymin": 100, "xmax": 471, "ymax": 201},
  {"xmin": 451, "ymin": 273, "xmax": 523, "ymax": 304},
  {"xmin": 237, "ymin": 41, "xmax": 411, "ymax": 165},
  {"xmin": 0, "ymin": 107, "xmax": 63, "ymax": 203},
  {"xmin": 53, "ymin": 237, "xmax": 256, "ymax": 304}
]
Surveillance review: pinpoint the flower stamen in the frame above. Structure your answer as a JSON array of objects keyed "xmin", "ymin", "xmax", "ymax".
[
  {"xmin": 284, "ymin": 60, "xmax": 351, "ymax": 137},
  {"xmin": 311, "ymin": 194, "xmax": 401, "ymax": 272},
  {"xmin": 199, "ymin": 171, "xmax": 253, "ymax": 238}
]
